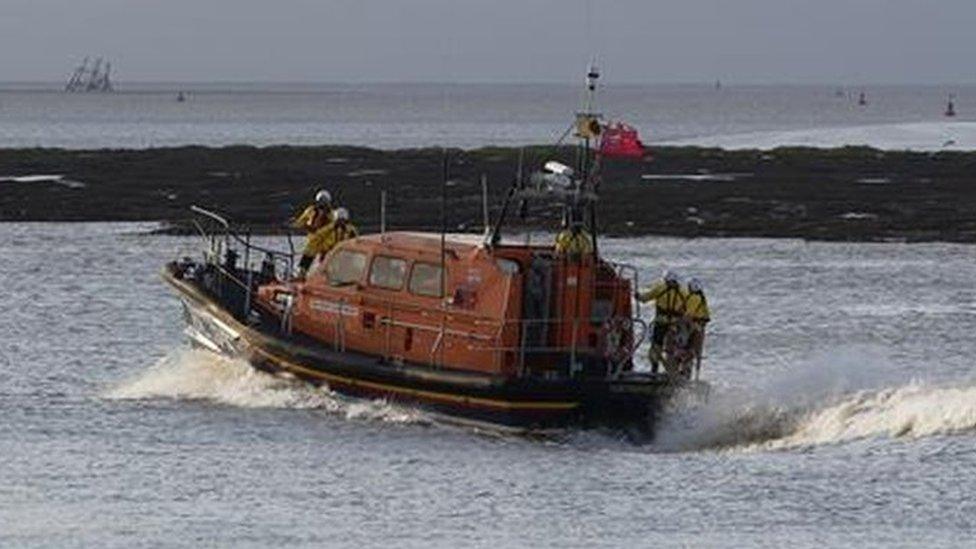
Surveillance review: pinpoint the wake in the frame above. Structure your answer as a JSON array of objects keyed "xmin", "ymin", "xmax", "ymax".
[
  {"xmin": 655, "ymin": 350, "xmax": 976, "ymax": 452},
  {"xmin": 106, "ymin": 348, "xmax": 426, "ymax": 425},
  {"xmin": 764, "ymin": 382, "xmax": 976, "ymax": 448},
  {"xmin": 108, "ymin": 348, "xmax": 976, "ymax": 449}
]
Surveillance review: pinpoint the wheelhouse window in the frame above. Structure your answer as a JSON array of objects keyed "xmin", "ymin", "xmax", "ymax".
[
  {"xmin": 369, "ymin": 255, "xmax": 408, "ymax": 290},
  {"xmin": 409, "ymin": 262, "xmax": 444, "ymax": 297},
  {"xmin": 325, "ymin": 250, "xmax": 367, "ymax": 286},
  {"xmin": 496, "ymin": 258, "xmax": 520, "ymax": 275}
]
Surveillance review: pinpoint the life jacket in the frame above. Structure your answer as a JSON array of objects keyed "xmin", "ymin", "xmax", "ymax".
[
  {"xmin": 638, "ymin": 281, "xmax": 685, "ymax": 321},
  {"xmin": 332, "ymin": 222, "xmax": 358, "ymax": 243},
  {"xmin": 304, "ymin": 221, "xmax": 359, "ymax": 257},
  {"xmin": 294, "ymin": 204, "xmax": 332, "ymax": 233},
  {"xmin": 685, "ymin": 291, "xmax": 710, "ymax": 322},
  {"xmin": 555, "ymin": 229, "xmax": 593, "ymax": 256}
]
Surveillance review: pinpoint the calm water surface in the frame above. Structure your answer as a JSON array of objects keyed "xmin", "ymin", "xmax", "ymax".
[
  {"xmin": 1, "ymin": 223, "xmax": 975, "ymax": 547},
  {"xmin": 0, "ymin": 83, "xmax": 973, "ymax": 149}
]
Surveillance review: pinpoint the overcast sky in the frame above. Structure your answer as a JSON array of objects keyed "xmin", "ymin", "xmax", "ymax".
[{"xmin": 3, "ymin": 0, "xmax": 974, "ymax": 84}]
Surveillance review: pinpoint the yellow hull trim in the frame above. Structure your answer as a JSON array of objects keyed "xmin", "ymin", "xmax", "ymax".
[{"xmin": 249, "ymin": 344, "xmax": 580, "ymax": 412}]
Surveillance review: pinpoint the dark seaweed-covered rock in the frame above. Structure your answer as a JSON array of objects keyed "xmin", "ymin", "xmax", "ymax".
[{"xmin": 3, "ymin": 145, "xmax": 976, "ymax": 242}]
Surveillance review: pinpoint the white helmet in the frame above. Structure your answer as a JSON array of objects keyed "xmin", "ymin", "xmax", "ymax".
[
  {"xmin": 688, "ymin": 277, "xmax": 703, "ymax": 293},
  {"xmin": 333, "ymin": 207, "xmax": 350, "ymax": 221},
  {"xmin": 663, "ymin": 270, "xmax": 680, "ymax": 285},
  {"xmin": 315, "ymin": 189, "xmax": 332, "ymax": 205}
]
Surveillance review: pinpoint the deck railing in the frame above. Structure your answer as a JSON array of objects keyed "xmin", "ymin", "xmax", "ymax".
[
  {"xmin": 190, "ymin": 205, "xmax": 297, "ymax": 279},
  {"xmin": 188, "ymin": 206, "xmax": 647, "ymax": 379},
  {"xmin": 318, "ymin": 292, "xmax": 647, "ymax": 379}
]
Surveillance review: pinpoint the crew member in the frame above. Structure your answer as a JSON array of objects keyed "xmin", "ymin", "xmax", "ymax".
[
  {"xmin": 294, "ymin": 189, "xmax": 334, "ymax": 276},
  {"xmin": 554, "ymin": 220, "xmax": 594, "ymax": 259},
  {"xmin": 683, "ymin": 277, "xmax": 711, "ymax": 374},
  {"xmin": 294, "ymin": 189, "xmax": 334, "ymax": 233},
  {"xmin": 636, "ymin": 270, "xmax": 686, "ymax": 373},
  {"xmin": 306, "ymin": 207, "xmax": 358, "ymax": 263}
]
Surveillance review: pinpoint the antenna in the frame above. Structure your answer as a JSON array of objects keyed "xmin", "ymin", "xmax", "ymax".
[
  {"xmin": 379, "ymin": 188, "xmax": 387, "ymax": 235},
  {"xmin": 585, "ymin": 59, "xmax": 599, "ymax": 114},
  {"xmin": 481, "ymin": 173, "xmax": 490, "ymax": 237},
  {"xmin": 440, "ymin": 149, "xmax": 448, "ymax": 300}
]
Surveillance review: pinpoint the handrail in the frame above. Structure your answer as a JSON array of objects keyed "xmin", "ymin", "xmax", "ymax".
[
  {"xmin": 191, "ymin": 205, "xmax": 296, "ymax": 259},
  {"xmin": 318, "ymin": 286, "xmax": 644, "ymax": 376},
  {"xmin": 191, "ymin": 205, "xmax": 230, "ymax": 229},
  {"xmin": 187, "ymin": 205, "xmax": 647, "ymax": 377},
  {"xmin": 189, "ymin": 205, "xmax": 298, "ymax": 280}
]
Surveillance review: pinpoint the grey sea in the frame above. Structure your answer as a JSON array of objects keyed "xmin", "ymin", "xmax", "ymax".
[
  {"xmin": 0, "ymin": 82, "xmax": 974, "ymax": 150},
  {"xmin": 2, "ymin": 223, "xmax": 975, "ymax": 547}
]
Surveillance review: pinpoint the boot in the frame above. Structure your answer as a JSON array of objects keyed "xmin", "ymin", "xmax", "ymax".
[
  {"xmin": 297, "ymin": 254, "xmax": 314, "ymax": 278},
  {"xmin": 649, "ymin": 346, "xmax": 661, "ymax": 373}
]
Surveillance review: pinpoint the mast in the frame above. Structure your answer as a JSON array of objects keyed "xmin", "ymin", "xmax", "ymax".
[
  {"xmin": 576, "ymin": 60, "xmax": 601, "ymax": 255},
  {"xmin": 101, "ymin": 62, "xmax": 113, "ymax": 92},
  {"xmin": 65, "ymin": 57, "xmax": 89, "ymax": 92},
  {"xmin": 66, "ymin": 56, "xmax": 113, "ymax": 93},
  {"xmin": 485, "ymin": 63, "xmax": 604, "ymax": 250},
  {"xmin": 86, "ymin": 58, "xmax": 103, "ymax": 92}
]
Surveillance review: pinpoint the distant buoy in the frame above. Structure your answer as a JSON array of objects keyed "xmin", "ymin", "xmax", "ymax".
[
  {"xmin": 945, "ymin": 95, "xmax": 956, "ymax": 117},
  {"xmin": 858, "ymin": 92, "xmax": 867, "ymax": 106},
  {"xmin": 177, "ymin": 91, "xmax": 186, "ymax": 103}
]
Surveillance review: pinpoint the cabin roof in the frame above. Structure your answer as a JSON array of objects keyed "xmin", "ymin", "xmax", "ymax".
[{"xmin": 351, "ymin": 231, "xmax": 550, "ymax": 255}]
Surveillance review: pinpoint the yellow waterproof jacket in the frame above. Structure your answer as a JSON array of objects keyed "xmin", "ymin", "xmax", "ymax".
[
  {"xmin": 684, "ymin": 291, "xmax": 710, "ymax": 323},
  {"xmin": 554, "ymin": 229, "xmax": 594, "ymax": 256},
  {"xmin": 637, "ymin": 281, "xmax": 686, "ymax": 321},
  {"xmin": 305, "ymin": 221, "xmax": 358, "ymax": 257},
  {"xmin": 293, "ymin": 204, "xmax": 332, "ymax": 233}
]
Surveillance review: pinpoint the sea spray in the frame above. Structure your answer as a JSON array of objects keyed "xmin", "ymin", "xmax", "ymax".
[
  {"xmin": 107, "ymin": 347, "xmax": 427, "ymax": 424},
  {"xmin": 651, "ymin": 345, "xmax": 949, "ymax": 452},
  {"xmin": 766, "ymin": 381, "xmax": 976, "ymax": 449},
  {"xmin": 107, "ymin": 348, "xmax": 340, "ymax": 409}
]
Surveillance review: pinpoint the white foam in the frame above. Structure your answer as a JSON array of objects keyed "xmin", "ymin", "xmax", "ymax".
[
  {"xmin": 839, "ymin": 212, "xmax": 878, "ymax": 220},
  {"xmin": 664, "ymin": 121, "xmax": 976, "ymax": 151},
  {"xmin": 107, "ymin": 348, "xmax": 339, "ymax": 409},
  {"xmin": 658, "ymin": 371, "xmax": 976, "ymax": 453},
  {"xmin": 766, "ymin": 381, "xmax": 976, "ymax": 449},
  {"xmin": 0, "ymin": 174, "xmax": 86, "ymax": 188},
  {"xmin": 653, "ymin": 346, "xmax": 976, "ymax": 452},
  {"xmin": 107, "ymin": 348, "xmax": 426, "ymax": 424},
  {"xmin": 641, "ymin": 173, "xmax": 751, "ymax": 182}
]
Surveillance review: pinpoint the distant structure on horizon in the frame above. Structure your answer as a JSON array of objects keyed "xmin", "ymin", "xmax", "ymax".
[{"xmin": 65, "ymin": 57, "xmax": 114, "ymax": 92}]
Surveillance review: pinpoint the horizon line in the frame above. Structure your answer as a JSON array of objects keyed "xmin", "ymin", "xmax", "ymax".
[{"xmin": 3, "ymin": 79, "xmax": 976, "ymax": 88}]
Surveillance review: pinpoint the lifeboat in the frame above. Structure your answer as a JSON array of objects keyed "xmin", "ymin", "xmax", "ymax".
[
  {"xmin": 161, "ymin": 66, "xmax": 708, "ymax": 436},
  {"xmin": 164, "ymin": 224, "xmax": 707, "ymax": 432}
]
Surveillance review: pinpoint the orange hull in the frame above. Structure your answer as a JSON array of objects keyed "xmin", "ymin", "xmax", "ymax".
[{"xmin": 162, "ymin": 230, "xmax": 704, "ymax": 433}]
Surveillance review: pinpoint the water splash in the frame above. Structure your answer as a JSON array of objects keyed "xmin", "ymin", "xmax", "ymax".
[
  {"xmin": 655, "ymin": 347, "xmax": 976, "ymax": 452},
  {"xmin": 106, "ymin": 348, "xmax": 427, "ymax": 425},
  {"xmin": 766, "ymin": 382, "xmax": 976, "ymax": 449}
]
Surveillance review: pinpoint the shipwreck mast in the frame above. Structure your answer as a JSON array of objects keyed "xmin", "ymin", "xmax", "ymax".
[
  {"xmin": 99, "ymin": 62, "xmax": 114, "ymax": 92},
  {"xmin": 86, "ymin": 58, "xmax": 103, "ymax": 92},
  {"xmin": 65, "ymin": 56, "xmax": 114, "ymax": 93},
  {"xmin": 65, "ymin": 57, "xmax": 90, "ymax": 92}
]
